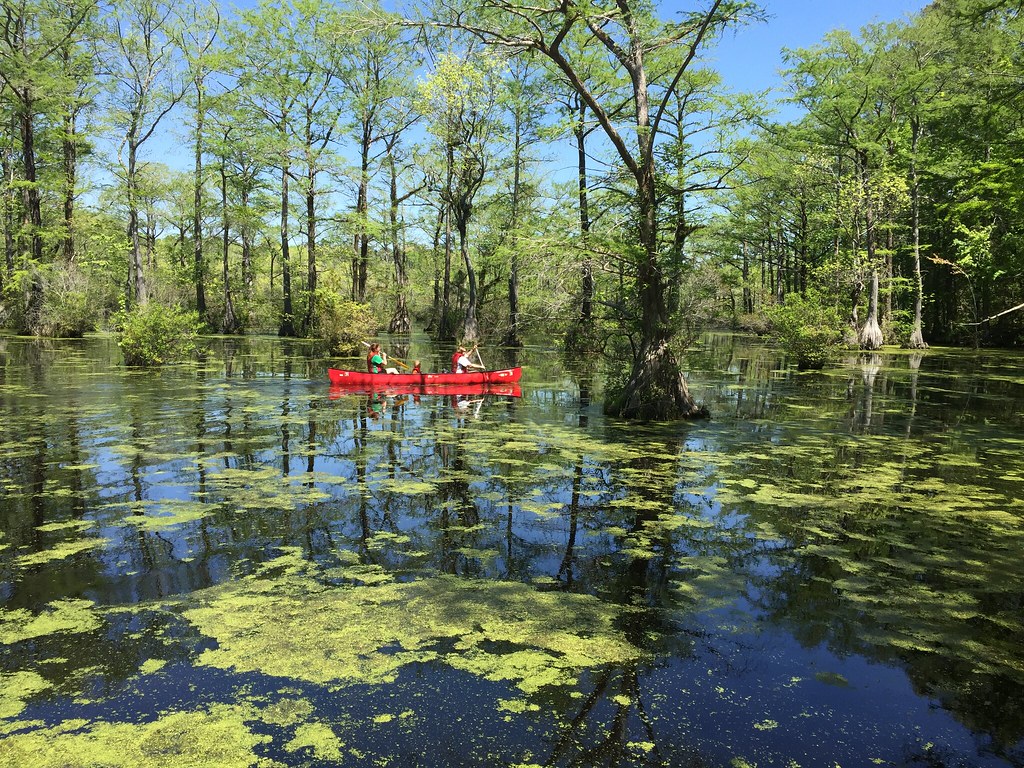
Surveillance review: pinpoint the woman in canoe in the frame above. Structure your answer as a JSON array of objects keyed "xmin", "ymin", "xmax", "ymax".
[{"xmin": 367, "ymin": 343, "xmax": 395, "ymax": 374}]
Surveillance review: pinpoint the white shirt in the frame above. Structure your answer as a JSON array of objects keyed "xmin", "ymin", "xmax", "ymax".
[{"xmin": 456, "ymin": 354, "xmax": 473, "ymax": 373}]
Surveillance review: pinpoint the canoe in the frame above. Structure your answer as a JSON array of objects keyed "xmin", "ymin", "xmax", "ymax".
[
  {"xmin": 328, "ymin": 366, "xmax": 522, "ymax": 387},
  {"xmin": 329, "ymin": 382, "xmax": 521, "ymax": 399}
]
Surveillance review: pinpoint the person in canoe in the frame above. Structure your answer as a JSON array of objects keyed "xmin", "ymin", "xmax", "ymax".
[
  {"xmin": 367, "ymin": 343, "xmax": 397, "ymax": 375},
  {"xmin": 454, "ymin": 345, "xmax": 485, "ymax": 374}
]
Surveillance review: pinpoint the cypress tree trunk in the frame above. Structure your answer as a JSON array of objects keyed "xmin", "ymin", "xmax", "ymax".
[
  {"xmin": 857, "ymin": 149, "xmax": 883, "ymax": 349},
  {"xmin": 387, "ymin": 150, "xmax": 411, "ymax": 334},
  {"xmin": 193, "ymin": 86, "xmax": 207, "ymax": 319},
  {"xmin": 576, "ymin": 101, "xmax": 593, "ymax": 325},
  {"xmin": 220, "ymin": 163, "xmax": 238, "ymax": 333},
  {"xmin": 608, "ymin": 108, "xmax": 704, "ymax": 420},
  {"xmin": 127, "ymin": 137, "xmax": 147, "ymax": 307},
  {"xmin": 279, "ymin": 162, "xmax": 295, "ymax": 337},
  {"xmin": 907, "ymin": 119, "xmax": 928, "ymax": 349}
]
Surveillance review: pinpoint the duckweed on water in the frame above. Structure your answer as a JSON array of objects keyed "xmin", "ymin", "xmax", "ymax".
[
  {"xmin": 138, "ymin": 659, "xmax": 167, "ymax": 675},
  {"xmin": 4, "ymin": 336, "xmax": 1024, "ymax": 765},
  {"xmin": 0, "ymin": 671, "xmax": 51, "ymax": 719},
  {"xmin": 0, "ymin": 599, "xmax": 101, "ymax": 645},
  {"xmin": 182, "ymin": 554, "xmax": 642, "ymax": 698},
  {"xmin": 0, "ymin": 704, "xmax": 272, "ymax": 768},
  {"xmin": 284, "ymin": 722, "xmax": 344, "ymax": 761},
  {"xmin": 15, "ymin": 537, "xmax": 110, "ymax": 568}
]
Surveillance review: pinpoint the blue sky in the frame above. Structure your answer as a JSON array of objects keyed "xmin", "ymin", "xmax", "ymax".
[{"xmin": 710, "ymin": 0, "xmax": 929, "ymax": 98}]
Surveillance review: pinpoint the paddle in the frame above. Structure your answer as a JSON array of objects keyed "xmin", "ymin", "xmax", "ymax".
[{"xmin": 361, "ymin": 341, "xmax": 410, "ymax": 371}]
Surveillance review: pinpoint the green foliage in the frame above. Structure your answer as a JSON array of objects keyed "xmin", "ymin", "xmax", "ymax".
[
  {"xmin": 112, "ymin": 303, "xmax": 201, "ymax": 367},
  {"xmin": 885, "ymin": 307, "xmax": 914, "ymax": 346},
  {"xmin": 766, "ymin": 293, "xmax": 845, "ymax": 369},
  {"xmin": 309, "ymin": 290, "xmax": 378, "ymax": 355},
  {"xmin": 734, "ymin": 313, "xmax": 772, "ymax": 335},
  {"xmin": 35, "ymin": 264, "xmax": 105, "ymax": 338}
]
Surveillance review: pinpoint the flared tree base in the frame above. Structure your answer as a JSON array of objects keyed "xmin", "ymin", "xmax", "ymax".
[
  {"xmin": 389, "ymin": 308, "xmax": 411, "ymax": 335},
  {"xmin": 906, "ymin": 326, "xmax": 929, "ymax": 350},
  {"xmin": 604, "ymin": 339, "xmax": 709, "ymax": 421},
  {"xmin": 858, "ymin": 316, "xmax": 884, "ymax": 350}
]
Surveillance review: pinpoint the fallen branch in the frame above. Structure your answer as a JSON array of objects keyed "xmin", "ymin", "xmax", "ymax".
[{"xmin": 966, "ymin": 301, "xmax": 1024, "ymax": 326}]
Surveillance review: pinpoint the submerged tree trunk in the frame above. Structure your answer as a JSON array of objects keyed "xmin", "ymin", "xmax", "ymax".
[
  {"xmin": 611, "ymin": 338, "xmax": 708, "ymax": 420},
  {"xmin": 604, "ymin": 41, "xmax": 702, "ymax": 420}
]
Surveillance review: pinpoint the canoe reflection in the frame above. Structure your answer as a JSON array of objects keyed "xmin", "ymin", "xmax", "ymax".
[{"xmin": 328, "ymin": 382, "xmax": 521, "ymax": 400}]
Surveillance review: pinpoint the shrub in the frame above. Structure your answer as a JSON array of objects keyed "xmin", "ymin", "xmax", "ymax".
[
  {"xmin": 734, "ymin": 312, "xmax": 772, "ymax": 336},
  {"xmin": 766, "ymin": 293, "xmax": 845, "ymax": 370},
  {"xmin": 113, "ymin": 303, "xmax": 200, "ymax": 366},
  {"xmin": 309, "ymin": 290, "xmax": 378, "ymax": 354},
  {"xmin": 36, "ymin": 264, "xmax": 104, "ymax": 337}
]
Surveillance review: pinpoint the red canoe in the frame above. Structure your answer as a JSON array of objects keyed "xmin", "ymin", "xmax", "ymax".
[
  {"xmin": 329, "ymin": 381, "xmax": 521, "ymax": 399},
  {"xmin": 328, "ymin": 367, "xmax": 522, "ymax": 387}
]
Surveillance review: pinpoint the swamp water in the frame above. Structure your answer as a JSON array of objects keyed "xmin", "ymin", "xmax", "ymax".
[{"xmin": 1, "ymin": 332, "xmax": 1023, "ymax": 768}]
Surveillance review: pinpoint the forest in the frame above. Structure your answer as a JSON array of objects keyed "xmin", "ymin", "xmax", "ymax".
[{"xmin": 1, "ymin": 0, "xmax": 1023, "ymax": 415}]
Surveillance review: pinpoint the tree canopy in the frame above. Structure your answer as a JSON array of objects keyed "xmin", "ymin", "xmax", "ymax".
[{"xmin": 2, "ymin": 0, "xmax": 1023, "ymax": 413}]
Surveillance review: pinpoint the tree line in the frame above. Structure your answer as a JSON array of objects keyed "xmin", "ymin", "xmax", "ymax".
[
  {"xmin": 2, "ymin": 0, "xmax": 1020, "ymax": 418},
  {"xmin": 715, "ymin": 0, "xmax": 1024, "ymax": 350}
]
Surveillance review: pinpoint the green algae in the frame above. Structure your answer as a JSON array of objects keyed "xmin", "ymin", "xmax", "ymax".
[
  {"xmin": 0, "ymin": 599, "xmax": 101, "ymax": 645},
  {"xmin": 15, "ymin": 537, "xmax": 109, "ymax": 568},
  {"xmin": 379, "ymin": 478, "xmax": 436, "ymax": 495},
  {"xmin": 139, "ymin": 659, "xmax": 167, "ymax": 675},
  {"xmin": 257, "ymin": 696, "xmax": 314, "ymax": 727},
  {"xmin": 0, "ymin": 671, "xmax": 51, "ymax": 719},
  {"xmin": 285, "ymin": 721, "xmax": 344, "ymax": 761},
  {"xmin": 35, "ymin": 520, "xmax": 94, "ymax": 533},
  {"xmin": 0, "ymin": 704, "xmax": 272, "ymax": 768},
  {"xmin": 182, "ymin": 555, "xmax": 641, "ymax": 699},
  {"xmin": 123, "ymin": 499, "xmax": 222, "ymax": 531}
]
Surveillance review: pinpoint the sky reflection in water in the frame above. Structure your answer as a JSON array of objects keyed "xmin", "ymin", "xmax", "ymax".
[{"xmin": 0, "ymin": 333, "xmax": 1022, "ymax": 767}]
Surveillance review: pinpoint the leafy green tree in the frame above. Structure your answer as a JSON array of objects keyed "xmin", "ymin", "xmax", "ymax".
[
  {"xmin": 0, "ymin": 0, "xmax": 96, "ymax": 329},
  {"xmin": 336, "ymin": 1, "xmax": 411, "ymax": 307},
  {"xmin": 785, "ymin": 25, "xmax": 905, "ymax": 350},
  {"xmin": 497, "ymin": 53, "xmax": 546, "ymax": 347},
  {"xmin": 436, "ymin": 0, "xmax": 758, "ymax": 417},
  {"xmin": 880, "ymin": 12, "xmax": 954, "ymax": 349},
  {"xmin": 174, "ymin": 0, "xmax": 221, "ymax": 323},
  {"xmin": 113, "ymin": 301, "xmax": 200, "ymax": 365},
  {"xmin": 417, "ymin": 50, "xmax": 506, "ymax": 342},
  {"xmin": 102, "ymin": 0, "xmax": 184, "ymax": 308},
  {"xmin": 229, "ymin": 0, "xmax": 302, "ymax": 337}
]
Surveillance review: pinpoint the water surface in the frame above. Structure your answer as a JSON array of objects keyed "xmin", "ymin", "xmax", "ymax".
[{"xmin": 1, "ymin": 332, "xmax": 1022, "ymax": 767}]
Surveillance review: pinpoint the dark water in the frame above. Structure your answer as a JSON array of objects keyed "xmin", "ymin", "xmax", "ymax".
[{"xmin": 1, "ymin": 332, "xmax": 1023, "ymax": 767}]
